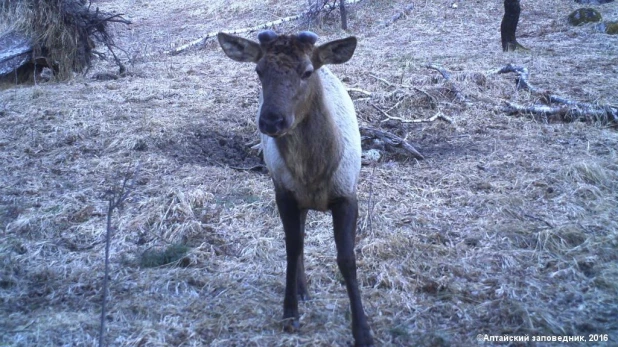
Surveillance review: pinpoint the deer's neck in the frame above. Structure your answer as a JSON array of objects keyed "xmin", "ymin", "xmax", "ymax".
[{"xmin": 275, "ymin": 75, "xmax": 343, "ymax": 187}]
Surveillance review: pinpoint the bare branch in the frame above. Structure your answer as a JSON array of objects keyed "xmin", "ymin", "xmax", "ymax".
[
  {"xmin": 379, "ymin": 111, "xmax": 454, "ymax": 124},
  {"xmin": 498, "ymin": 64, "xmax": 618, "ymax": 124},
  {"xmin": 347, "ymin": 87, "xmax": 373, "ymax": 96},
  {"xmin": 99, "ymin": 163, "xmax": 139, "ymax": 347},
  {"xmin": 360, "ymin": 127, "xmax": 425, "ymax": 160},
  {"xmin": 426, "ymin": 64, "xmax": 452, "ymax": 81},
  {"xmin": 426, "ymin": 64, "xmax": 466, "ymax": 101}
]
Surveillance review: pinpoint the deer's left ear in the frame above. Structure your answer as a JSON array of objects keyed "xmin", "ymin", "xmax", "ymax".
[
  {"xmin": 312, "ymin": 37, "xmax": 357, "ymax": 69},
  {"xmin": 217, "ymin": 32, "xmax": 262, "ymax": 63}
]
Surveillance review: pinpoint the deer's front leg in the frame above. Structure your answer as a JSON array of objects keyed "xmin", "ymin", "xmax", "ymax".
[
  {"xmin": 297, "ymin": 210, "xmax": 310, "ymax": 301},
  {"xmin": 330, "ymin": 196, "xmax": 374, "ymax": 347},
  {"xmin": 276, "ymin": 190, "xmax": 305, "ymax": 332}
]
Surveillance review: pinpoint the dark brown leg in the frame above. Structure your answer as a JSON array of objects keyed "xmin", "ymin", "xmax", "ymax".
[
  {"xmin": 276, "ymin": 190, "xmax": 304, "ymax": 332},
  {"xmin": 297, "ymin": 210, "xmax": 310, "ymax": 300},
  {"xmin": 330, "ymin": 196, "xmax": 374, "ymax": 347},
  {"xmin": 501, "ymin": 0, "xmax": 521, "ymax": 52}
]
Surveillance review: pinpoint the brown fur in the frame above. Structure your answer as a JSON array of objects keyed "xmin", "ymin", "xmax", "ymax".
[
  {"xmin": 274, "ymin": 76, "xmax": 344, "ymax": 209},
  {"xmin": 260, "ymin": 36, "xmax": 314, "ymax": 68}
]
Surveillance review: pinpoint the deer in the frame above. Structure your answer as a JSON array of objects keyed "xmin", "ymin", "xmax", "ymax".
[{"xmin": 217, "ymin": 30, "xmax": 374, "ymax": 346}]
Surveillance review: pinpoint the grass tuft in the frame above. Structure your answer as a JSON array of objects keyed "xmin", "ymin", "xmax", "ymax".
[{"xmin": 139, "ymin": 244, "xmax": 191, "ymax": 268}]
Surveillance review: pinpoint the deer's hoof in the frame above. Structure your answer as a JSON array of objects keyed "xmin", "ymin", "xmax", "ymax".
[
  {"xmin": 353, "ymin": 332, "xmax": 375, "ymax": 347},
  {"xmin": 282, "ymin": 317, "xmax": 300, "ymax": 333}
]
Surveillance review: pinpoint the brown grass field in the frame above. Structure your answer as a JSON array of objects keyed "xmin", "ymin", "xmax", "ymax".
[{"xmin": 1, "ymin": 0, "xmax": 618, "ymax": 346}]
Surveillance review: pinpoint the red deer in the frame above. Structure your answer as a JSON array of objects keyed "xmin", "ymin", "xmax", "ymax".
[{"xmin": 217, "ymin": 30, "xmax": 374, "ymax": 346}]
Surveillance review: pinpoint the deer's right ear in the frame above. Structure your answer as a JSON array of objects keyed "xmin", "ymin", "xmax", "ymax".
[{"xmin": 217, "ymin": 33, "xmax": 262, "ymax": 63}]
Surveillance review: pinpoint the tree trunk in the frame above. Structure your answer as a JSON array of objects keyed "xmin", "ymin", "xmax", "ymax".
[
  {"xmin": 501, "ymin": 0, "xmax": 521, "ymax": 52},
  {"xmin": 340, "ymin": 0, "xmax": 348, "ymax": 30}
]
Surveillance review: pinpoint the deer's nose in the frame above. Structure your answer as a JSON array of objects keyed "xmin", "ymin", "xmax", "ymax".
[{"xmin": 259, "ymin": 113, "xmax": 287, "ymax": 136}]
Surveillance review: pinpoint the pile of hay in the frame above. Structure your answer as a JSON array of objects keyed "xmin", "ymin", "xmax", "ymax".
[{"xmin": 0, "ymin": 0, "xmax": 129, "ymax": 81}]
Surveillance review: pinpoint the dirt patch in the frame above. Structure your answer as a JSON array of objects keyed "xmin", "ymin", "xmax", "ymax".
[{"xmin": 155, "ymin": 126, "xmax": 263, "ymax": 169}]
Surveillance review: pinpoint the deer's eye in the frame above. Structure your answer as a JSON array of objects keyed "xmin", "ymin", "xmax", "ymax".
[{"xmin": 301, "ymin": 69, "xmax": 313, "ymax": 80}]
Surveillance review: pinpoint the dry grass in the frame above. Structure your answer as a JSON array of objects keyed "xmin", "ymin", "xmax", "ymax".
[
  {"xmin": 1, "ymin": 0, "xmax": 618, "ymax": 346},
  {"xmin": 1, "ymin": 0, "xmax": 128, "ymax": 80}
]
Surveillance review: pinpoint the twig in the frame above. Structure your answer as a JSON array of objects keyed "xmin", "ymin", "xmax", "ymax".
[
  {"xmin": 379, "ymin": 111, "xmax": 454, "ymax": 124},
  {"xmin": 370, "ymin": 103, "xmax": 392, "ymax": 119},
  {"xmin": 228, "ymin": 164, "xmax": 267, "ymax": 172},
  {"xmin": 426, "ymin": 64, "xmax": 451, "ymax": 81},
  {"xmin": 523, "ymin": 213, "xmax": 554, "ymax": 229},
  {"xmin": 413, "ymin": 87, "xmax": 438, "ymax": 105},
  {"xmin": 496, "ymin": 64, "xmax": 536, "ymax": 93},
  {"xmin": 426, "ymin": 64, "xmax": 466, "ymax": 102},
  {"xmin": 385, "ymin": 99, "xmax": 404, "ymax": 114},
  {"xmin": 437, "ymin": 113, "xmax": 454, "ymax": 124},
  {"xmin": 99, "ymin": 163, "xmax": 138, "ymax": 347},
  {"xmin": 360, "ymin": 127, "xmax": 424, "ymax": 160},
  {"xmin": 347, "ymin": 87, "xmax": 373, "ymax": 96},
  {"xmin": 90, "ymin": 13, "xmax": 132, "ymax": 27},
  {"xmin": 368, "ymin": 73, "xmax": 395, "ymax": 87}
]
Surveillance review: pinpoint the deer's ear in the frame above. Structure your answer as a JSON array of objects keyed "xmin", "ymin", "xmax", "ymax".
[
  {"xmin": 312, "ymin": 37, "xmax": 357, "ymax": 68},
  {"xmin": 217, "ymin": 32, "xmax": 262, "ymax": 63}
]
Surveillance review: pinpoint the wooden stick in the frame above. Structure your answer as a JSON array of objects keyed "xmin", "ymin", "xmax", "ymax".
[
  {"xmin": 426, "ymin": 64, "xmax": 451, "ymax": 81},
  {"xmin": 370, "ymin": 103, "xmax": 392, "ymax": 119},
  {"xmin": 368, "ymin": 73, "xmax": 395, "ymax": 87},
  {"xmin": 360, "ymin": 127, "xmax": 425, "ymax": 160},
  {"xmin": 379, "ymin": 111, "xmax": 453, "ymax": 124},
  {"xmin": 347, "ymin": 87, "xmax": 373, "ymax": 96}
]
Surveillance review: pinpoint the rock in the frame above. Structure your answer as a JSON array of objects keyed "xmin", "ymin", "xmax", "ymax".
[
  {"xmin": 361, "ymin": 149, "xmax": 381, "ymax": 165},
  {"xmin": 607, "ymin": 21, "xmax": 618, "ymax": 34},
  {"xmin": 568, "ymin": 8, "xmax": 602, "ymax": 26},
  {"xmin": 0, "ymin": 31, "xmax": 32, "ymax": 76},
  {"xmin": 596, "ymin": 21, "xmax": 618, "ymax": 34}
]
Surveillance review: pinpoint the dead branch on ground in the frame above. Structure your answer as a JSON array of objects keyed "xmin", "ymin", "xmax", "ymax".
[
  {"xmin": 360, "ymin": 127, "xmax": 425, "ymax": 160},
  {"xmin": 426, "ymin": 64, "xmax": 452, "ymax": 81},
  {"xmin": 347, "ymin": 87, "xmax": 373, "ymax": 96},
  {"xmin": 379, "ymin": 110, "xmax": 454, "ymax": 125},
  {"xmin": 168, "ymin": 0, "xmax": 363, "ymax": 55},
  {"xmin": 426, "ymin": 64, "xmax": 466, "ymax": 102},
  {"xmin": 498, "ymin": 64, "xmax": 618, "ymax": 124},
  {"xmin": 502, "ymin": 101, "xmax": 617, "ymax": 123}
]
